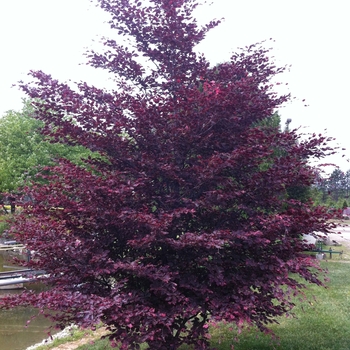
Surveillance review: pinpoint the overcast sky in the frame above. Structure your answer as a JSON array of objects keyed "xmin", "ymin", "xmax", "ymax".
[{"xmin": 1, "ymin": 0, "xmax": 349, "ymax": 170}]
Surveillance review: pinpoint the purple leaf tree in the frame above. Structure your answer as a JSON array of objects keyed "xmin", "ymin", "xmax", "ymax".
[{"xmin": 1, "ymin": 0, "xmax": 337, "ymax": 349}]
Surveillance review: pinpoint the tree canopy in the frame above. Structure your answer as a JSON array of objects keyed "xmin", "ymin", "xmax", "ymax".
[
  {"xmin": 0, "ymin": 102, "xmax": 97, "ymax": 193},
  {"xmin": 313, "ymin": 168, "xmax": 350, "ymax": 207},
  {"xmin": 1, "ymin": 1, "xmax": 336, "ymax": 349}
]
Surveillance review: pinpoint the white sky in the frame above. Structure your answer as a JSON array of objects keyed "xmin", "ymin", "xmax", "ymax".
[{"xmin": 0, "ymin": 0, "xmax": 349, "ymax": 170}]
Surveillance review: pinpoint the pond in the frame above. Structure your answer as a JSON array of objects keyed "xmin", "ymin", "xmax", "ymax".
[{"xmin": 0, "ymin": 252, "xmax": 55, "ymax": 350}]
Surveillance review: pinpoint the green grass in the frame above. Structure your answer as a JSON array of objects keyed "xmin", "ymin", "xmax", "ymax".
[
  {"xmin": 77, "ymin": 337, "xmax": 112, "ymax": 350},
  {"xmin": 77, "ymin": 338, "xmax": 150, "ymax": 350},
  {"xmin": 208, "ymin": 262, "xmax": 350, "ymax": 350},
  {"xmin": 0, "ymin": 214, "xmax": 10, "ymax": 235},
  {"xmin": 32, "ymin": 326, "xmax": 98, "ymax": 350},
  {"xmin": 303, "ymin": 244, "xmax": 345, "ymax": 260},
  {"xmin": 31, "ymin": 259, "xmax": 350, "ymax": 350},
  {"xmin": 70, "ymin": 260, "xmax": 350, "ymax": 350}
]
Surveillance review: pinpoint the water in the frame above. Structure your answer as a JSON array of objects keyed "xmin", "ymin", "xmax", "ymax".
[
  {"xmin": 0, "ymin": 305, "xmax": 54, "ymax": 350},
  {"xmin": 0, "ymin": 253, "xmax": 55, "ymax": 350}
]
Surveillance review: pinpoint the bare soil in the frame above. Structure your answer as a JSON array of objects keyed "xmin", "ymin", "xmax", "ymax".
[{"xmin": 48, "ymin": 328, "xmax": 109, "ymax": 350}]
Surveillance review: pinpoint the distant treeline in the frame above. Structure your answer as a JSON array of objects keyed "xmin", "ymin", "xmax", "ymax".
[{"xmin": 313, "ymin": 168, "xmax": 350, "ymax": 208}]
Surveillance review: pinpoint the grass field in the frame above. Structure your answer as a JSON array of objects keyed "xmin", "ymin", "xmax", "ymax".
[
  {"xmin": 33, "ymin": 256, "xmax": 350, "ymax": 350},
  {"xmin": 214, "ymin": 260, "xmax": 350, "ymax": 350}
]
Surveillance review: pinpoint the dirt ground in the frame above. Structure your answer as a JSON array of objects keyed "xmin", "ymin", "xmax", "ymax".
[
  {"xmin": 48, "ymin": 328, "xmax": 109, "ymax": 350},
  {"xmin": 305, "ymin": 224, "xmax": 350, "ymax": 248},
  {"xmin": 320, "ymin": 225, "xmax": 350, "ymax": 250}
]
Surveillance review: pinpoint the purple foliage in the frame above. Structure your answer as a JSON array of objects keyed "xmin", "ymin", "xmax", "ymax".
[{"xmin": 1, "ymin": 0, "xmax": 337, "ymax": 349}]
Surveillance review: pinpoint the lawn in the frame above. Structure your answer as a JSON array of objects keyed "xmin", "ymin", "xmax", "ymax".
[
  {"xmin": 212, "ymin": 261, "xmax": 350, "ymax": 350},
  {"xmin": 55, "ymin": 260, "xmax": 350, "ymax": 350}
]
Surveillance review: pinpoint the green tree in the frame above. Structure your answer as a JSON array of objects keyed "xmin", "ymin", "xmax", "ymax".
[
  {"xmin": 0, "ymin": 102, "xmax": 94, "ymax": 193},
  {"xmin": 327, "ymin": 169, "xmax": 345, "ymax": 201},
  {"xmin": 257, "ymin": 113, "xmax": 312, "ymax": 203}
]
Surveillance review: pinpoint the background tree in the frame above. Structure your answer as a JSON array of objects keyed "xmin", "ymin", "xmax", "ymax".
[
  {"xmin": 343, "ymin": 169, "xmax": 350, "ymax": 199},
  {"xmin": 327, "ymin": 168, "xmax": 345, "ymax": 201},
  {"xmin": 1, "ymin": 1, "xmax": 336, "ymax": 349},
  {"xmin": 312, "ymin": 168, "xmax": 350, "ymax": 209},
  {"xmin": 0, "ymin": 102, "xmax": 96, "ymax": 194}
]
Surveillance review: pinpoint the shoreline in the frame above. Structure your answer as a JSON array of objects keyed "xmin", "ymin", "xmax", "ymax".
[
  {"xmin": 25, "ymin": 325, "xmax": 77, "ymax": 350},
  {"xmin": 25, "ymin": 325, "xmax": 109, "ymax": 350}
]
